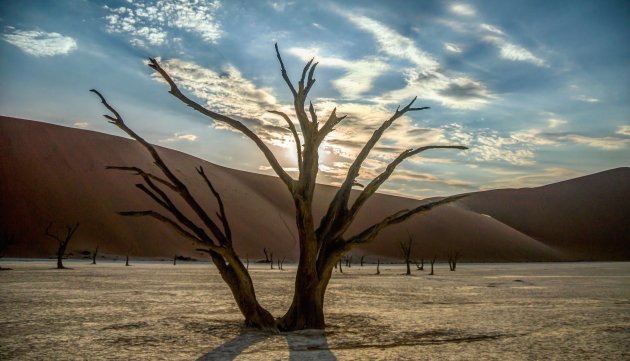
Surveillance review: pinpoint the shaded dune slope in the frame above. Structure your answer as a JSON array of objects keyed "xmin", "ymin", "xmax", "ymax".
[{"xmin": 1, "ymin": 117, "xmax": 627, "ymax": 261}]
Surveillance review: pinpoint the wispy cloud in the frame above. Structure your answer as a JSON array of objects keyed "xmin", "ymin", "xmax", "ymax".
[
  {"xmin": 1, "ymin": 28, "xmax": 77, "ymax": 57},
  {"xmin": 444, "ymin": 42, "xmax": 462, "ymax": 53},
  {"xmin": 344, "ymin": 14, "xmax": 494, "ymax": 109},
  {"xmin": 573, "ymin": 95, "xmax": 600, "ymax": 103},
  {"xmin": 616, "ymin": 125, "xmax": 630, "ymax": 136},
  {"xmin": 288, "ymin": 47, "xmax": 390, "ymax": 99},
  {"xmin": 547, "ymin": 118, "xmax": 567, "ymax": 129},
  {"xmin": 161, "ymin": 133, "xmax": 198, "ymax": 142},
  {"xmin": 450, "ymin": 3, "xmax": 476, "ymax": 17},
  {"xmin": 560, "ymin": 134, "xmax": 629, "ymax": 150},
  {"xmin": 483, "ymin": 35, "xmax": 546, "ymax": 67},
  {"xmin": 104, "ymin": 0, "xmax": 222, "ymax": 47},
  {"xmin": 73, "ymin": 122, "xmax": 89, "ymax": 129}
]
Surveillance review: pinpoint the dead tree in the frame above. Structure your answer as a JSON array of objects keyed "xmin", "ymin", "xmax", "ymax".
[
  {"xmin": 376, "ymin": 259, "xmax": 380, "ymax": 275},
  {"xmin": 174, "ymin": 254, "xmax": 177, "ymax": 265},
  {"xmin": 346, "ymin": 255, "xmax": 352, "ymax": 268},
  {"xmin": 415, "ymin": 258, "xmax": 424, "ymax": 271},
  {"xmin": 278, "ymin": 256, "xmax": 286, "ymax": 270},
  {"xmin": 45, "ymin": 222, "xmax": 79, "ymax": 269},
  {"xmin": 447, "ymin": 251, "xmax": 460, "ymax": 271},
  {"xmin": 91, "ymin": 44, "xmax": 467, "ymax": 331},
  {"xmin": 125, "ymin": 254, "xmax": 130, "ymax": 266},
  {"xmin": 270, "ymin": 252, "xmax": 274, "ymax": 270},
  {"xmin": 338, "ymin": 258, "xmax": 343, "ymax": 273},
  {"xmin": 263, "ymin": 248, "xmax": 270, "ymax": 263},
  {"xmin": 429, "ymin": 256, "xmax": 437, "ymax": 275},
  {"xmin": 360, "ymin": 255, "xmax": 365, "ymax": 267},
  {"xmin": 92, "ymin": 244, "xmax": 99, "ymax": 265},
  {"xmin": 400, "ymin": 235, "xmax": 413, "ymax": 276}
]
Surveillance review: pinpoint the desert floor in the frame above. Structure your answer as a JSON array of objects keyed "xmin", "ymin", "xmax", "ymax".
[{"xmin": 1, "ymin": 260, "xmax": 628, "ymax": 360}]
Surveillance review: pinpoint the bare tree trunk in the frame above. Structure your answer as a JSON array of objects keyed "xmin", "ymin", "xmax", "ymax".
[
  {"xmin": 360, "ymin": 255, "xmax": 365, "ymax": 267},
  {"xmin": 125, "ymin": 255, "xmax": 130, "ymax": 266},
  {"xmin": 270, "ymin": 252, "xmax": 274, "ymax": 270},
  {"xmin": 447, "ymin": 251, "xmax": 460, "ymax": 271},
  {"xmin": 376, "ymin": 259, "xmax": 380, "ymax": 275},
  {"xmin": 429, "ymin": 256, "xmax": 436, "ymax": 275},
  {"xmin": 400, "ymin": 234, "xmax": 413, "ymax": 275},
  {"xmin": 338, "ymin": 258, "xmax": 343, "ymax": 273},
  {"xmin": 92, "ymin": 244, "xmax": 98, "ymax": 265},
  {"xmin": 263, "ymin": 248, "xmax": 270, "ymax": 263},
  {"xmin": 173, "ymin": 254, "xmax": 177, "ymax": 265}
]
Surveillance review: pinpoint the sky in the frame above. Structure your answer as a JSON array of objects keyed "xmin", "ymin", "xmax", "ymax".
[{"xmin": 1, "ymin": 0, "xmax": 629, "ymax": 199}]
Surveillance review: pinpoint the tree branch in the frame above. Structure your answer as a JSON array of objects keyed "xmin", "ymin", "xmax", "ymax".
[
  {"xmin": 268, "ymin": 110, "xmax": 302, "ymax": 171},
  {"xmin": 91, "ymin": 89, "xmax": 230, "ymax": 245},
  {"xmin": 107, "ymin": 166, "xmax": 177, "ymax": 192},
  {"xmin": 143, "ymin": 60, "xmax": 296, "ymax": 193},
  {"xmin": 197, "ymin": 166, "xmax": 232, "ymax": 243},
  {"xmin": 118, "ymin": 210, "xmax": 226, "ymax": 253},
  {"xmin": 275, "ymin": 43, "xmax": 297, "ymax": 98},
  {"xmin": 317, "ymin": 98, "xmax": 429, "ymax": 240},
  {"xmin": 349, "ymin": 145, "xmax": 468, "ymax": 216},
  {"xmin": 315, "ymin": 108, "xmax": 346, "ymax": 145},
  {"xmin": 346, "ymin": 194, "xmax": 467, "ymax": 245}
]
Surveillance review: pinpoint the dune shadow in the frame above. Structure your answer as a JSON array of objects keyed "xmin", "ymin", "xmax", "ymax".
[{"xmin": 196, "ymin": 328, "xmax": 336, "ymax": 361}]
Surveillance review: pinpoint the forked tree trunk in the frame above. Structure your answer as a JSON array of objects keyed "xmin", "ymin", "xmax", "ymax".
[
  {"xmin": 92, "ymin": 245, "xmax": 98, "ymax": 265},
  {"xmin": 429, "ymin": 256, "xmax": 436, "ymax": 275},
  {"xmin": 45, "ymin": 222, "xmax": 79, "ymax": 270}
]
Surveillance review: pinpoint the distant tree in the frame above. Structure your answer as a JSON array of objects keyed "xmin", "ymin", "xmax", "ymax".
[
  {"xmin": 429, "ymin": 256, "xmax": 437, "ymax": 276},
  {"xmin": 447, "ymin": 251, "xmax": 460, "ymax": 271},
  {"xmin": 270, "ymin": 252, "xmax": 274, "ymax": 270},
  {"xmin": 376, "ymin": 259, "xmax": 380, "ymax": 275},
  {"xmin": 173, "ymin": 254, "xmax": 177, "ymax": 266},
  {"xmin": 278, "ymin": 256, "xmax": 286, "ymax": 270},
  {"xmin": 45, "ymin": 222, "xmax": 79, "ymax": 269},
  {"xmin": 125, "ymin": 254, "xmax": 130, "ymax": 266},
  {"xmin": 92, "ymin": 244, "xmax": 99, "ymax": 265},
  {"xmin": 400, "ymin": 235, "xmax": 413, "ymax": 275},
  {"xmin": 360, "ymin": 255, "xmax": 365, "ymax": 267},
  {"xmin": 91, "ymin": 44, "xmax": 466, "ymax": 331},
  {"xmin": 263, "ymin": 248, "xmax": 270, "ymax": 263},
  {"xmin": 338, "ymin": 258, "xmax": 343, "ymax": 273}
]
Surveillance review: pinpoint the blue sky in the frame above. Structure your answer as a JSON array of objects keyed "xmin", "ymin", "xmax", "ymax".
[{"xmin": 1, "ymin": 0, "xmax": 629, "ymax": 198}]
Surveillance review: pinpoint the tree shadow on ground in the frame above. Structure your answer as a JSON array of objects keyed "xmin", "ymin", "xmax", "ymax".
[{"xmin": 196, "ymin": 328, "xmax": 337, "ymax": 361}]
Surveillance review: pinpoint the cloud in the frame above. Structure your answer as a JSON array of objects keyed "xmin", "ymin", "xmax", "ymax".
[
  {"xmin": 444, "ymin": 42, "xmax": 462, "ymax": 53},
  {"xmin": 483, "ymin": 35, "xmax": 546, "ymax": 67},
  {"xmin": 480, "ymin": 23, "xmax": 504, "ymax": 35},
  {"xmin": 288, "ymin": 47, "xmax": 390, "ymax": 99},
  {"xmin": 487, "ymin": 167, "xmax": 582, "ymax": 189},
  {"xmin": 104, "ymin": 0, "xmax": 222, "ymax": 47},
  {"xmin": 450, "ymin": 3, "xmax": 476, "ymax": 17},
  {"xmin": 1, "ymin": 28, "xmax": 77, "ymax": 57},
  {"xmin": 161, "ymin": 133, "xmax": 198, "ymax": 142},
  {"xmin": 616, "ymin": 125, "xmax": 630, "ymax": 136},
  {"xmin": 547, "ymin": 118, "xmax": 567, "ymax": 129},
  {"xmin": 560, "ymin": 134, "xmax": 629, "ymax": 150},
  {"xmin": 343, "ymin": 14, "xmax": 495, "ymax": 109},
  {"xmin": 73, "ymin": 122, "xmax": 89, "ymax": 129},
  {"xmin": 573, "ymin": 95, "xmax": 600, "ymax": 103}
]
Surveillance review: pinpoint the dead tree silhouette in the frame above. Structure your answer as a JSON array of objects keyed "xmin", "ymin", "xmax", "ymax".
[
  {"xmin": 45, "ymin": 222, "xmax": 79, "ymax": 269},
  {"xmin": 400, "ymin": 235, "xmax": 413, "ymax": 275},
  {"xmin": 92, "ymin": 244, "xmax": 99, "ymax": 265},
  {"xmin": 447, "ymin": 251, "xmax": 460, "ymax": 271},
  {"xmin": 91, "ymin": 44, "xmax": 467, "ymax": 331}
]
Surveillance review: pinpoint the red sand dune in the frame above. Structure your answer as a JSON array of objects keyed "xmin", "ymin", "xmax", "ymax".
[{"xmin": 1, "ymin": 117, "xmax": 628, "ymax": 261}]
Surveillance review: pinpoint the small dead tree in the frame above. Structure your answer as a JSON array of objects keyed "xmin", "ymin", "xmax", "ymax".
[
  {"xmin": 45, "ymin": 222, "xmax": 79, "ymax": 269},
  {"xmin": 376, "ymin": 259, "xmax": 380, "ymax": 275},
  {"xmin": 338, "ymin": 258, "xmax": 343, "ymax": 273},
  {"xmin": 347, "ymin": 255, "xmax": 352, "ymax": 268},
  {"xmin": 125, "ymin": 254, "xmax": 130, "ymax": 266},
  {"xmin": 91, "ymin": 44, "xmax": 467, "ymax": 331},
  {"xmin": 447, "ymin": 251, "xmax": 460, "ymax": 271},
  {"xmin": 360, "ymin": 255, "xmax": 365, "ymax": 267},
  {"xmin": 174, "ymin": 254, "xmax": 177, "ymax": 265},
  {"xmin": 263, "ymin": 248, "xmax": 270, "ymax": 263},
  {"xmin": 92, "ymin": 244, "xmax": 99, "ymax": 265},
  {"xmin": 278, "ymin": 256, "xmax": 286, "ymax": 270},
  {"xmin": 270, "ymin": 252, "xmax": 274, "ymax": 270},
  {"xmin": 400, "ymin": 235, "xmax": 413, "ymax": 275},
  {"xmin": 429, "ymin": 256, "xmax": 437, "ymax": 275}
]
